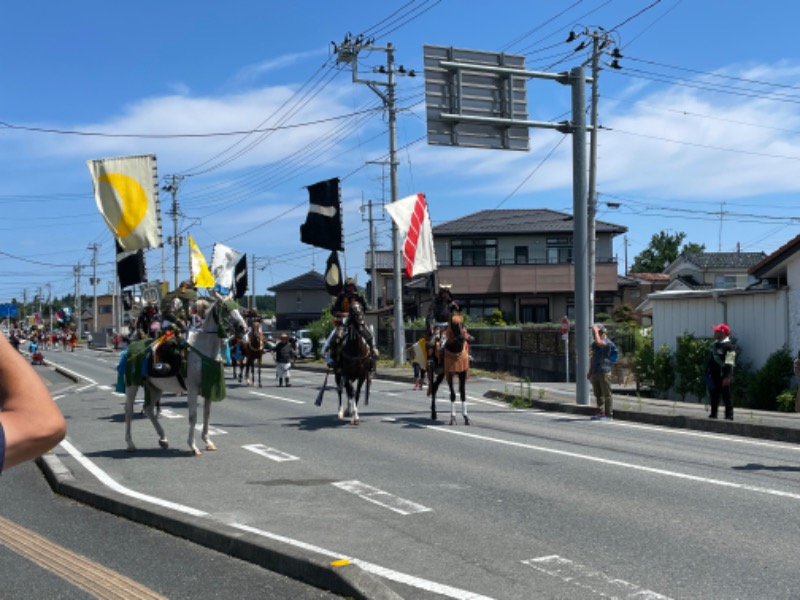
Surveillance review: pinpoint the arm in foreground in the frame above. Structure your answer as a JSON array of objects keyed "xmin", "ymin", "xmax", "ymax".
[{"xmin": 0, "ymin": 333, "xmax": 66, "ymax": 471}]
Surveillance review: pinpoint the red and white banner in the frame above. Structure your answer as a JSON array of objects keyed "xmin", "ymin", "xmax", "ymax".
[{"xmin": 385, "ymin": 193, "xmax": 437, "ymax": 278}]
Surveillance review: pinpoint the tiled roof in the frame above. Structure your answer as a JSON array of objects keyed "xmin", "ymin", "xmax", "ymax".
[
  {"xmin": 675, "ymin": 274, "xmax": 712, "ymax": 290},
  {"xmin": 682, "ymin": 252, "xmax": 766, "ymax": 270},
  {"xmin": 749, "ymin": 235, "xmax": 800, "ymax": 277},
  {"xmin": 432, "ymin": 209, "xmax": 626, "ymax": 236},
  {"xmin": 628, "ymin": 272, "xmax": 670, "ymax": 282},
  {"xmin": 268, "ymin": 270, "xmax": 326, "ymax": 292}
]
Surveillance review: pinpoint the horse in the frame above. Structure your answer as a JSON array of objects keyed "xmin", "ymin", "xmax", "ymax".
[
  {"xmin": 227, "ymin": 334, "xmax": 244, "ymax": 382},
  {"xmin": 333, "ymin": 301, "xmax": 372, "ymax": 425},
  {"xmin": 122, "ymin": 290, "xmax": 246, "ymax": 455},
  {"xmin": 241, "ymin": 323, "xmax": 266, "ymax": 387},
  {"xmin": 429, "ymin": 313, "xmax": 471, "ymax": 426}
]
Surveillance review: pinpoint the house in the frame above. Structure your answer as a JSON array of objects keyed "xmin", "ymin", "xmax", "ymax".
[
  {"xmin": 268, "ymin": 270, "xmax": 331, "ymax": 330},
  {"xmin": 617, "ymin": 272, "xmax": 670, "ymax": 324},
  {"xmin": 431, "ymin": 209, "xmax": 627, "ymax": 323},
  {"xmin": 364, "ymin": 250, "xmax": 432, "ymax": 319},
  {"xmin": 662, "ymin": 251, "xmax": 766, "ymax": 291},
  {"xmin": 646, "ymin": 238, "xmax": 798, "ymax": 373}
]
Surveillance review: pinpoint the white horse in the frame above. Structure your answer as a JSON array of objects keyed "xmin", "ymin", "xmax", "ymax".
[{"xmin": 123, "ymin": 290, "xmax": 246, "ymax": 456}]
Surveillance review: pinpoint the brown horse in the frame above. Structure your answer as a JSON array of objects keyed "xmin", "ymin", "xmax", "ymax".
[
  {"xmin": 241, "ymin": 325, "xmax": 265, "ymax": 387},
  {"xmin": 429, "ymin": 313, "xmax": 470, "ymax": 425},
  {"xmin": 334, "ymin": 301, "xmax": 371, "ymax": 425}
]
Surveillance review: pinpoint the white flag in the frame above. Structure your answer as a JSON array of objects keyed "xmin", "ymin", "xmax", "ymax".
[
  {"xmin": 210, "ymin": 243, "xmax": 241, "ymax": 292},
  {"xmin": 87, "ymin": 154, "xmax": 162, "ymax": 251},
  {"xmin": 385, "ymin": 193, "xmax": 437, "ymax": 277}
]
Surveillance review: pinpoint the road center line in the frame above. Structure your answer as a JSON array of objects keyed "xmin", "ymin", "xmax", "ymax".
[
  {"xmin": 243, "ymin": 444, "xmax": 299, "ymax": 462},
  {"xmin": 332, "ymin": 480, "xmax": 432, "ymax": 515},
  {"xmin": 249, "ymin": 391, "xmax": 305, "ymax": 404},
  {"xmin": 428, "ymin": 426, "xmax": 800, "ymax": 501},
  {"xmin": 523, "ymin": 555, "xmax": 672, "ymax": 599}
]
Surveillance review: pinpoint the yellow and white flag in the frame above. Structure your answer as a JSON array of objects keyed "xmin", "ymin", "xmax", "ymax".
[
  {"xmin": 188, "ymin": 235, "xmax": 215, "ymax": 288},
  {"xmin": 87, "ymin": 154, "xmax": 162, "ymax": 251}
]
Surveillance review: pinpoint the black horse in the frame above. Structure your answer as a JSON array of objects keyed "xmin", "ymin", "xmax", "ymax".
[
  {"xmin": 429, "ymin": 314, "xmax": 470, "ymax": 425},
  {"xmin": 334, "ymin": 301, "xmax": 372, "ymax": 425}
]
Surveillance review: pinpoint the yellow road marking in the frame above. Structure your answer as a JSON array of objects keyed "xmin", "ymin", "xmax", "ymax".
[{"xmin": 0, "ymin": 516, "xmax": 168, "ymax": 600}]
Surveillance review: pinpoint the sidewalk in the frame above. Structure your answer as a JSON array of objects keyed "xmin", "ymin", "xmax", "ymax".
[{"xmin": 308, "ymin": 362, "xmax": 800, "ymax": 446}]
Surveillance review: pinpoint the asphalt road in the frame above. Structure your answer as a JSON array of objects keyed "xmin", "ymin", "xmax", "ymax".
[{"xmin": 23, "ymin": 346, "xmax": 800, "ymax": 599}]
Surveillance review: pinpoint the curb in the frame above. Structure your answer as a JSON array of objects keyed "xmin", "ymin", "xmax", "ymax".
[
  {"xmin": 36, "ymin": 456, "xmax": 403, "ymax": 600},
  {"xmin": 485, "ymin": 391, "xmax": 800, "ymax": 445}
]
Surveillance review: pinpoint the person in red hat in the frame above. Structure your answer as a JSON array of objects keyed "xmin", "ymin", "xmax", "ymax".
[{"xmin": 705, "ymin": 323, "xmax": 736, "ymax": 420}]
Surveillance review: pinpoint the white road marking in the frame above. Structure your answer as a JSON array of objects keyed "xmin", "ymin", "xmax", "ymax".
[
  {"xmin": 602, "ymin": 418, "xmax": 800, "ymax": 452},
  {"xmin": 56, "ymin": 441, "xmax": 485, "ymax": 599},
  {"xmin": 332, "ymin": 480, "xmax": 432, "ymax": 515},
  {"xmin": 428, "ymin": 426, "xmax": 800, "ymax": 501},
  {"xmin": 158, "ymin": 409, "xmax": 183, "ymax": 419},
  {"xmin": 249, "ymin": 391, "xmax": 305, "ymax": 404},
  {"xmin": 54, "ymin": 365, "xmax": 95, "ymax": 384},
  {"xmin": 77, "ymin": 383, "xmax": 97, "ymax": 392},
  {"xmin": 98, "ymin": 385, "xmax": 112, "ymax": 391},
  {"xmin": 195, "ymin": 425, "xmax": 227, "ymax": 435},
  {"xmin": 52, "ymin": 395, "xmax": 65, "ymax": 401},
  {"xmin": 242, "ymin": 444, "xmax": 299, "ymax": 462},
  {"xmin": 523, "ymin": 555, "xmax": 672, "ymax": 599}
]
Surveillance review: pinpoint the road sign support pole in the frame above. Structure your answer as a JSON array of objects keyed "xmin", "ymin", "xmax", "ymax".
[{"xmin": 570, "ymin": 66, "xmax": 590, "ymax": 406}]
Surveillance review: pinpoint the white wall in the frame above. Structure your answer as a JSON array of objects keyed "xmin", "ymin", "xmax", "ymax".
[{"xmin": 651, "ymin": 289, "xmax": 789, "ymax": 370}]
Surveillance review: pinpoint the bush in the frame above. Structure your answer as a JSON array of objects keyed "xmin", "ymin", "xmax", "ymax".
[
  {"xmin": 632, "ymin": 336, "xmax": 655, "ymax": 393},
  {"xmin": 675, "ymin": 333, "xmax": 713, "ymax": 402},
  {"xmin": 305, "ymin": 307, "xmax": 335, "ymax": 357},
  {"xmin": 653, "ymin": 344, "xmax": 675, "ymax": 399},
  {"xmin": 776, "ymin": 389, "xmax": 796, "ymax": 413},
  {"xmin": 746, "ymin": 347, "xmax": 794, "ymax": 411}
]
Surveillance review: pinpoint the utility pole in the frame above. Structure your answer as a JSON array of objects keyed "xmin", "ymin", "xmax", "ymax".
[
  {"xmin": 88, "ymin": 243, "xmax": 99, "ymax": 336},
  {"xmin": 333, "ymin": 33, "xmax": 415, "ymax": 365},
  {"xmin": 74, "ymin": 264, "xmax": 82, "ymax": 338},
  {"xmin": 568, "ymin": 27, "xmax": 622, "ymax": 322},
  {"xmin": 360, "ymin": 198, "xmax": 382, "ymax": 308},
  {"xmin": 46, "ymin": 283, "xmax": 52, "ymax": 330},
  {"xmin": 162, "ymin": 175, "xmax": 184, "ymax": 289}
]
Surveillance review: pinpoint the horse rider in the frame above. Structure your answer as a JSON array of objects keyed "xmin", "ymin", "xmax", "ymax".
[
  {"xmin": 325, "ymin": 277, "xmax": 378, "ymax": 369},
  {"xmin": 426, "ymin": 283, "xmax": 457, "ymax": 332},
  {"xmin": 160, "ymin": 279, "xmax": 197, "ymax": 335}
]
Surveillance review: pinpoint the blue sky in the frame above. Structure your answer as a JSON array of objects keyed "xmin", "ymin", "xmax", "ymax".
[{"xmin": 2, "ymin": 0, "xmax": 799, "ymax": 306}]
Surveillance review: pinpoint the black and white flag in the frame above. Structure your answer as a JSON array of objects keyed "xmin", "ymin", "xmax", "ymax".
[{"xmin": 300, "ymin": 177, "xmax": 343, "ymax": 251}]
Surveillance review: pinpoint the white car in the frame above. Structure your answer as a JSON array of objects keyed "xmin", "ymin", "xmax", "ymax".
[{"xmin": 293, "ymin": 329, "xmax": 313, "ymax": 358}]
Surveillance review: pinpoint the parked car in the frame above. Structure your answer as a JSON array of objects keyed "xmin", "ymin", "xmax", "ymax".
[{"xmin": 293, "ymin": 329, "xmax": 313, "ymax": 358}]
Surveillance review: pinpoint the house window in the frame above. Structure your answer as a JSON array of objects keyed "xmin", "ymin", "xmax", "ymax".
[
  {"xmin": 514, "ymin": 246, "xmax": 529, "ymax": 265},
  {"xmin": 450, "ymin": 238, "xmax": 497, "ymax": 266},
  {"xmin": 99, "ymin": 305, "xmax": 113, "ymax": 314},
  {"xmin": 714, "ymin": 274, "xmax": 736, "ymax": 289},
  {"xmin": 459, "ymin": 296, "xmax": 500, "ymax": 319},
  {"xmin": 296, "ymin": 291, "xmax": 303, "ymax": 311},
  {"xmin": 520, "ymin": 297, "xmax": 548, "ymax": 323},
  {"xmin": 546, "ymin": 237, "xmax": 572, "ymax": 264}
]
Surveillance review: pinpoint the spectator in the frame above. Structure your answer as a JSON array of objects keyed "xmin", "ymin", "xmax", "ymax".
[
  {"xmin": 273, "ymin": 333, "xmax": 296, "ymax": 387},
  {"xmin": 407, "ymin": 336, "xmax": 428, "ymax": 391},
  {"xmin": 0, "ymin": 331, "xmax": 66, "ymax": 472},
  {"xmin": 587, "ymin": 323, "xmax": 616, "ymax": 420},
  {"xmin": 705, "ymin": 323, "xmax": 736, "ymax": 421}
]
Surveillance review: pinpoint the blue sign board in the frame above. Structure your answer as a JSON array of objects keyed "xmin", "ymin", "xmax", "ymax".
[{"xmin": 0, "ymin": 304, "xmax": 18, "ymax": 318}]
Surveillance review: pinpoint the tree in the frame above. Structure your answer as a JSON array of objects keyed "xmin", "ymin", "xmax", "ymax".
[{"xmin": 630, "ymin": 231, "xmax": 704, "ymax": 273}]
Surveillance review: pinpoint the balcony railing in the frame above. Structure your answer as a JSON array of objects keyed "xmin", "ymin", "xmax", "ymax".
[{"xmin": 436, "ymin": 257, "xmax": 618, "ymax": 267}]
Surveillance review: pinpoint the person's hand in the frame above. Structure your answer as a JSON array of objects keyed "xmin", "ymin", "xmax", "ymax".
[{"xmin": 722, "ymin": 375, "xmax": 732, "ymax": 387}]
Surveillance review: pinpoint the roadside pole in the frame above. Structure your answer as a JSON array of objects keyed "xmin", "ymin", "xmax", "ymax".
[{"xmin": 561, "ymin": 315, "xmax": 570, "ymax": 383}]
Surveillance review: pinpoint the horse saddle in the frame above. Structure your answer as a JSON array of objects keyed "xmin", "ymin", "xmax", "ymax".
[{"xmin": 146, "ymin": 340, "xmax": 187, "ymax": 386}]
